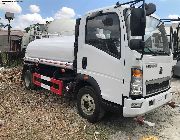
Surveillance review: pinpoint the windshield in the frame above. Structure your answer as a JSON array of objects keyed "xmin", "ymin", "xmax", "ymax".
[
  {"xmin": 126, "ymin": 12, "xmax": 170, "ymax": 56},
  {"xmin": 144, "ymin": 17, "xmax": 170, "ymax": 55}
]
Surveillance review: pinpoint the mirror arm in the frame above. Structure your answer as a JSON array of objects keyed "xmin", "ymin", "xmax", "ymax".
[
  {"xmin": 170, "ymin": 27, "xmax": 173, "ymax": 50},
  {"xmin": 115, "ymin": 0, "xmax": 143, "ymax": 8},
  {"xmin": 177, "ymin": 24, "xmax": 180, "ymax": 52},
  {"xmin": 138, "ymin": 0, "xmax": 145, "ymax": 60},
  {"xmin": 136, "ymin": 41, "xmax": 145, "ymax": 60}
]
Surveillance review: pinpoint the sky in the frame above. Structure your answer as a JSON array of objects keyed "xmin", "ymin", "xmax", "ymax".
[{"xmin": 0, "ymin": 0, "xmax": 180, "ymax": 30}]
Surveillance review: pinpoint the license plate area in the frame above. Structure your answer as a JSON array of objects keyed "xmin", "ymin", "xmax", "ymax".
[{"xmin": 156, "ymin": 95, "xmax": 166, "ymax": 103}]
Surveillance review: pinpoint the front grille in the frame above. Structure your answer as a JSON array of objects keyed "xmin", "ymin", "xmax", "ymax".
[{"xmin": 146, "ymin": 80, "xmax": 169, "ymax": 95}]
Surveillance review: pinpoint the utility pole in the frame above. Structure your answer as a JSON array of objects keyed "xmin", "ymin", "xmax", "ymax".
[
  {"xmin": 0, "ymin": 18, "xmax": 3, "ymax": 67},
  {"xmin": 3, "ymin": 12, "xmax": 14, "ymax": 66},
  {"xmin": 4, "ymin": 12, "xmax": 14, "ymax": 43}
]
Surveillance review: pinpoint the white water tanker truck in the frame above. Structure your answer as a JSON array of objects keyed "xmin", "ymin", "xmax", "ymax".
[{"xmin": 22, "ymin": 0, "xmax": 175, "ymax": 123}]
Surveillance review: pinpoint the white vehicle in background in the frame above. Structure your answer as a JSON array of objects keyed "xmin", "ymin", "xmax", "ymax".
[
  {"xmin": 163, "ymin": 19, "xmax": 180, "ymax": 76},
  {"xmin": 21, "ymin": 19, "xmax": 76, "ymax": 51},
  {"xmin": 22, "ymin": 0, "xmax": 175, "ymax": 123},
  {"xmin": 21, "ymin": 23, "xmax": 49, "ymax": 51}
]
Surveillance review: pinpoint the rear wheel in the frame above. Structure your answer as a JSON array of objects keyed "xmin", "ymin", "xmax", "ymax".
[
  {"xmin": 24, "ymin": 70, "xmax": 35, "ymax": 90},
  {"xmin": 77, "ymin": 86, "xmax": 105, "ymax": 123}
]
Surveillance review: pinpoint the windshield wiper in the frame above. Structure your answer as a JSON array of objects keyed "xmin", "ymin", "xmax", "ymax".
[
  {"xmin": 156, "ymin": 50, "xmax": 169, "ymax": 55},
  {"xmin": 156, "ymin": 22, "xmax": 162, "ymax": 28},
  {"xmin": 144, "ymin": 47, "xmax": 157, "ymax": 56}
]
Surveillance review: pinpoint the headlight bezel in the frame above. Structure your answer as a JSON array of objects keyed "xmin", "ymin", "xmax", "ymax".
[{"xmin": 130, "ymin": 67, "xmax": 143, "ymax": 97}]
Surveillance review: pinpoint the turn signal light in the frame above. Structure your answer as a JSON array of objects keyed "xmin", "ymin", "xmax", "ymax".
[{"xmin": 132, "ymin": 69, "xmax": 142, "ymax": 78}]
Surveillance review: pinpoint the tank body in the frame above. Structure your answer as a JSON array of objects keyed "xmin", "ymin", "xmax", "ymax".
[{"xmin": 25, "ymin": 35, "xmax": 75, "ymax": 63}]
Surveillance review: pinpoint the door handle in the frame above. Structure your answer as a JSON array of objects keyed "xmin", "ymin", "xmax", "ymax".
[{"xmin": 82, "ymin": 57, "xmax": 87, "ymax": 69}]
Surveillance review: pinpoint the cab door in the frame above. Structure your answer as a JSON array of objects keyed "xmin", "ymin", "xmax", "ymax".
[{"xmin": 77, "ymin": 10, "xmax": 126, "ymax": 105}]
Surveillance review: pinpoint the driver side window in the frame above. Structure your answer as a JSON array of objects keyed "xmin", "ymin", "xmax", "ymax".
[{"xmin": 86, "ymin": 13, "xmax": 121, "ymax": 59}]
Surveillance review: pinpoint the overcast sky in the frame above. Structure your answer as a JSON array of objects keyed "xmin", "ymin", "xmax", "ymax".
[{"xmin": 0, "ymin": 0, "xmax": 180, "ymax": 30}]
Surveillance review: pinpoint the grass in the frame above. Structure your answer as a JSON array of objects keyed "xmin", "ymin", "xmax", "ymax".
[{"xmin": 0, "ymin": 52, "xmax": 23, "ymax": 68}]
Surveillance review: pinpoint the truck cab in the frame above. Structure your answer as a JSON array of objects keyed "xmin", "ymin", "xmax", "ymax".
[{"xmin": 23, "ymin": 0, "xmax": 173, "ymax": 122}]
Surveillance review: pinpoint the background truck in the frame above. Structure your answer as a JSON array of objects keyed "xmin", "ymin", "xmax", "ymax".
[
  {"xmin": 163, "ymin": 19, "xmax": 180, "ymax": 76},
  {"xmin": 22, "ymin": 0, "xmax": 173, "ymax": 123},
  {"xmin": 21, "ymin": 19, "xmax": 75, "ymax": 51},
  {"xmin": 172, "ymin": 22, "xmax": 180, "ymax": 77}
]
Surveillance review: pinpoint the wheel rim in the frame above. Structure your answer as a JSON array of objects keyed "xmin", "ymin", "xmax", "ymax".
[
  {"xmin": 81, "ymin": 94, "xmax": 95, "ymax": 115},
  {"xmin": 24, "ymin": 73, "xmax": 30, "ymax": 87}
]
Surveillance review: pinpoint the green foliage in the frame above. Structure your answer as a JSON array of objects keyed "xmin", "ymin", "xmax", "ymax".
[
  {"xmin": 24, "ymin": 27, "xmax": 31, "ymax": 33},
  {"xmin": 0, "ymin": 52, "xmax": 23, "ymax": 68},
  {"xmin": 0, "ymin": 21, "xmax": 4, "ymax": 28}
]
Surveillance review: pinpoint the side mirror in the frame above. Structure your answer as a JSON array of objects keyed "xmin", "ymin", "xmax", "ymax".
[
  {"xmin": 145, "ymin": 3, "xmax": 156, "ymax": 16},
  {"xmin": 130, "ymin": 39, "xmax": 144, "ymax": 50},
  {"xmin": 173, "ymin": 31, "xmax": 178, "ymax": 47},
  {"xmin": 102, "ymin": 17, "xmax": 113, "ymax": 26},
  {"xmin": 130, "ymin": 8, "xmax": 146, "ymax": 36},
  {"xmin": 169, "ymin": 26, "xmax": 174, "ymax": 49}
]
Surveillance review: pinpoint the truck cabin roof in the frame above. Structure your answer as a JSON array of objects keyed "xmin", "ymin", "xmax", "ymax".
[{"xmin": 85, "ymin": 5, "xmax": 129, "ymax": 17}]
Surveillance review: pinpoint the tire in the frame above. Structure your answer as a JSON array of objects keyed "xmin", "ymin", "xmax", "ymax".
[
  {"xmin": 171, "ymin": 70, "xmax": 174, "ymax": 78},
  {"xmin": 77, "ymin": 86, "xmax": 105, "ymax": 123},
  {"xmin": 171, "ymin": 69, "xmax": 176, "ymax": 78},
  {"xmin": 24, "ymin": 70, "xmax": 35, "ymax": 90}
]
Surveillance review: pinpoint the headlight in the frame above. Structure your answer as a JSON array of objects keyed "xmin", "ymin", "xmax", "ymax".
[{"xmin": 130, "ymin": 68, "xmax": 143, "ymax": 96}]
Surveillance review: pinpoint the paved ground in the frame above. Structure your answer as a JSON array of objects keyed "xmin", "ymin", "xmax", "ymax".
[{"xmin": 0, "ymin": 68, "xmax": 180, "ymax": 140}]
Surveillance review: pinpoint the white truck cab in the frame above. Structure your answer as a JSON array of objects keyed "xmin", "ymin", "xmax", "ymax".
[{"xmin": 22, "ymin": 0, "xmax": 173, "ymax": 122}]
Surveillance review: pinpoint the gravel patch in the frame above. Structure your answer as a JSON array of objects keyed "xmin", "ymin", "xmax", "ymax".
[
  {"xmin": 109, "ymin": 78, "xmax": 180, "ymax": 140},
  {"xmin": 0, "ymin": 68, "xmax": 180, "ymax": 140}
]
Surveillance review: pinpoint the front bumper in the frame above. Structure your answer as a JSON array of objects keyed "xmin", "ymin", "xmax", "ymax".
[{"xmin": 123, "ymin": 89, "xmax": 172, "ymax": 117}]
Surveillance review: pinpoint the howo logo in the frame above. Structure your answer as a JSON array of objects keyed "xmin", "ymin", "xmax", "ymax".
[{"xmin": 146, "ymin": 64, "xmax": 157, "ymax": 68}]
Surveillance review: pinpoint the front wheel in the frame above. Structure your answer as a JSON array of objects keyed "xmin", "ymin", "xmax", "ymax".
[
  {"xmin": 24, "ymin": 70, "xmax": 36, "ymax": 90},
  {"xmin": 77, "ymin": 86, "xmax": 105, "ymax": 123}
]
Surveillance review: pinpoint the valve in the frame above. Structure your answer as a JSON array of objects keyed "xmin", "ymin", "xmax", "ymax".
[
  {"xmin": 134, "ymin": 116, "xmax": 155, "ymax": 127},
  {"xmin": 167, "ymin": 102, "xmax": 179, "ymax": 108},
  {"xmin": 167, "ymin": 102, "xmax": 180, "ymax": 113}
]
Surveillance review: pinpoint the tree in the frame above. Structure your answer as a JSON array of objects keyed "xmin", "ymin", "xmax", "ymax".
[
  {"xmin": 0, "ymin": 23, "xmax": 4, "ymax": 28},
  {"xmin": 24, "ymin": 27, "xmax": 31, "ymax": 33},
  {"xmin": 0, "ymin": 18, "xmax": 4, "ymax": 28}
]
